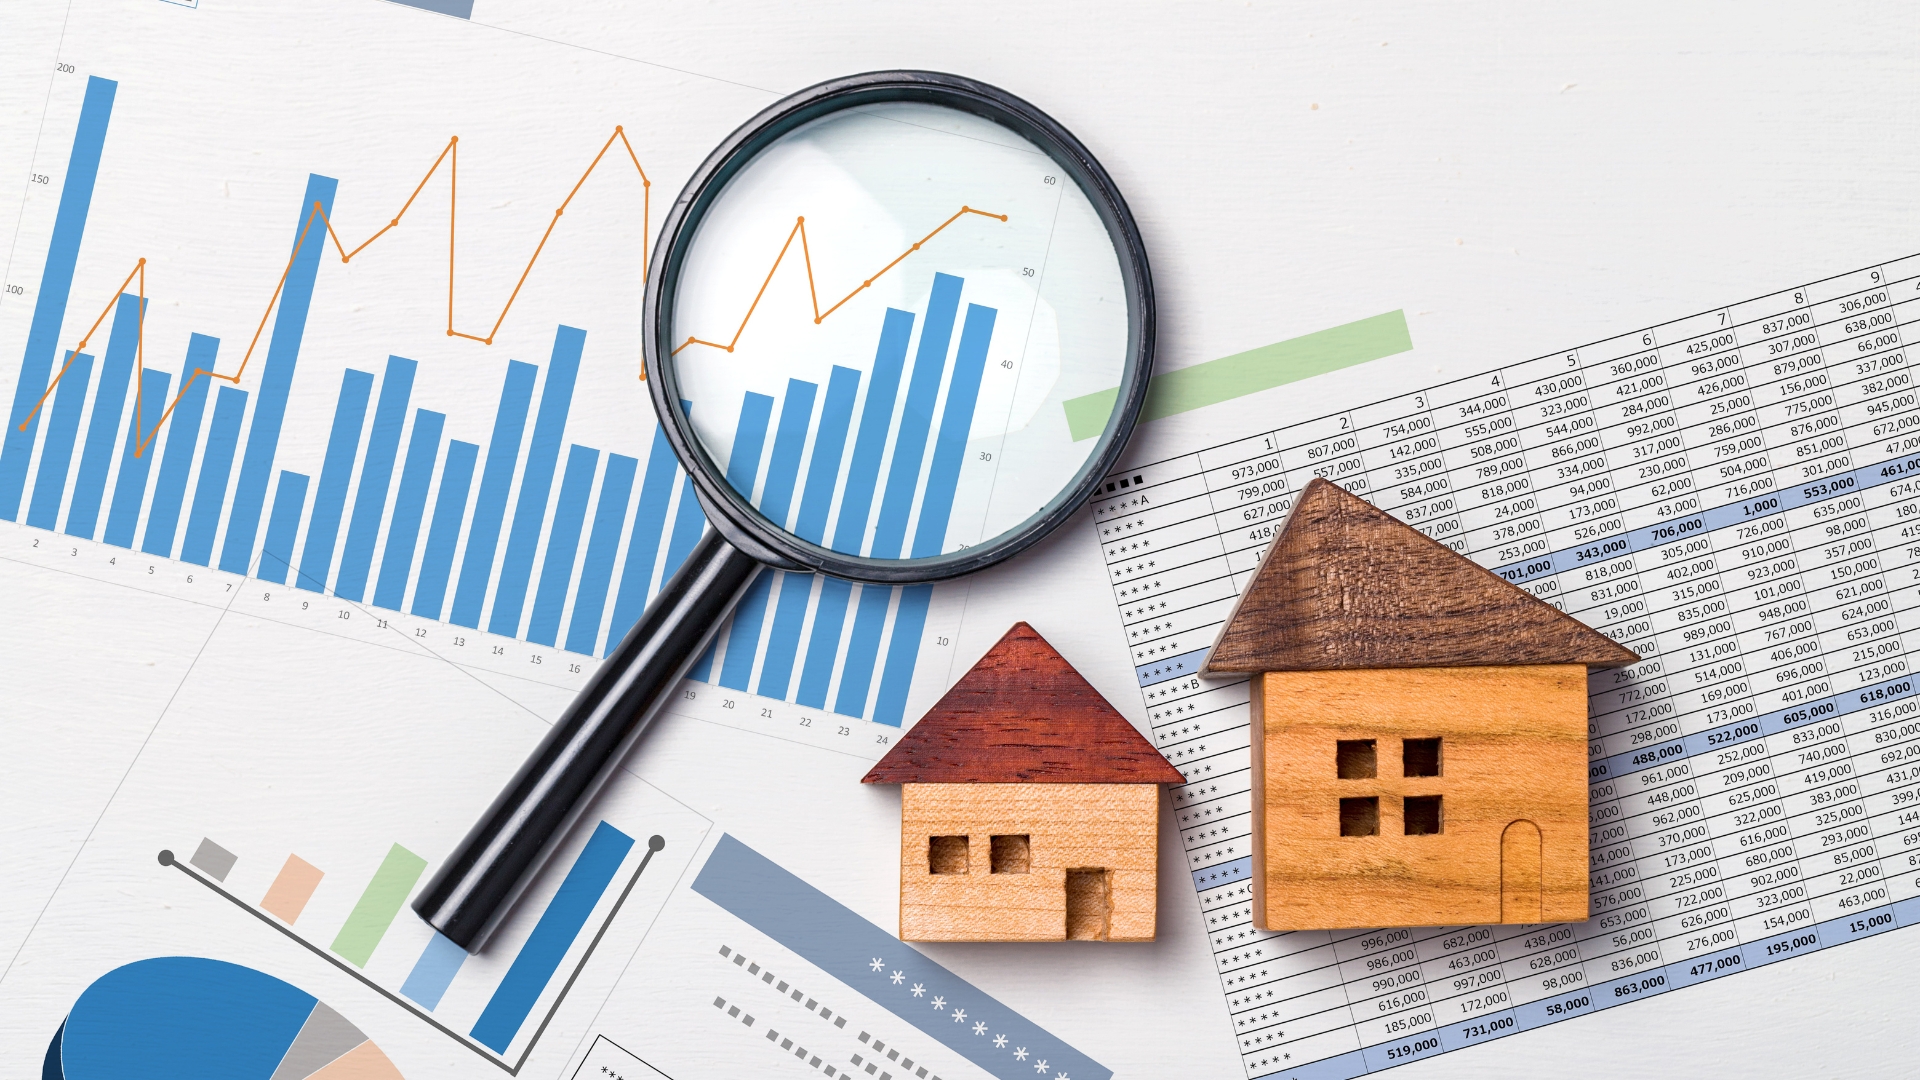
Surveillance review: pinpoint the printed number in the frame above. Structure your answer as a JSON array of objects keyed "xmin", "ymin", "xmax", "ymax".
[
  {"xmin": 1043, "ymin": 175, "xmax": 1057, "ymax": 185},
  {"xmin": 30, "ymin": 174, "xmax": 49, "ymax": 186},
  {"xmin": 568, "ymin": 663, "xmax": 581, "ymax": 673},
  {"xmin": 4, "ymin": 284, "xmax": 23, "ymax": 296},
  {"xmin": 760, "ymin": 708, "xmax": 773, "ymax": 718},
  {"xmin": 529, "ymin": 654, "xmax": 542, "ymax": 664},
  {"xmin": 453, "ymin": 636, "xmax": 466, "ymax": 646},
  {"xmin": 375, "ymin": 619, "xmax": 388, "ymax": 629},
  {"xmin": 1021, "ymin": 267, "xmax": 1035, "ymax": 277},
  {"xmin": 837, "ymin": 726, "xmax": 850, "ymax": 736},
  {"xmin": 683, "ymin": 690, "xmax": 697, "ymax": 699},
  {"xmin": 30, "ymin": 538, "xmax": 37, "ymax": 547},
  {"xmin": 147, "ymin": 564, "xmax": 155, "ymax": 575},
  {"xmin": 262, "ymin": 592, "xmax": 271, "ymax": 601},
  {"xmin": 414, "ymin": 627, "xmax": 427, "ymax": 637},
  {"xmin": 185, "ymin": 574, "xmax": 192, "ymax": 582},
  {"xmin": 300, "ymin": 601, "xmax": 308, "ymax": 610},
  {"xmin": 877, "ymin": 734, "xmax": 890, "ymax": 745},
  {"xmin": 70, "ymin": 547, "xmax": 77, "ymax": 556},
  {"xmin": 800, "ymin": 717, "xmax": 813, "ymax": 727},
  {"xmin": 1000, "ymin": 359, "xmax": 1013, "ymax": 369},
  {"xmin": 979, "ymin": 451, "xmax": 993, "ymax": 461},
  {"xmin": 336, "ymin": 609, "xmax": 349, "ymax": 620},
  {"xmin": 491, "ymin": 645, "xmax": 504, "ymax": 655},
  {"xmin": 56, "ymin": 62, "xmax": 75, "ymax": 73},
  {"xmin": 936, "ymin": 636, "xmax": 950, "ymax": 646},
  {"xmin": 722, "ymin": 699, "xmax": 736, "ymax": 710}
]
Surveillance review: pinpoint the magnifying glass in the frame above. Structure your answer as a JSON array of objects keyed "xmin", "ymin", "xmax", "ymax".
[{"xmin": 413, "ymin": 70, "xmax": 1155, "ymax": 951}]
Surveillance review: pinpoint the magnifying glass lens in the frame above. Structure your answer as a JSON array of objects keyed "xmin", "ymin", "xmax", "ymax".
[{"xmin": 667, "ymin": 100, "xmax": 1131, "ymax": 562}]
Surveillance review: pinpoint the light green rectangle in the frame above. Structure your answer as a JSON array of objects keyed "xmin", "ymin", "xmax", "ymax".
[
  {"xmin": 1063, "ymin": 309, "xmax": 1413, "ymax": 441},
  {"xmin": 330, "ymin": 842, "xmax": 428, "ymax": 967}
]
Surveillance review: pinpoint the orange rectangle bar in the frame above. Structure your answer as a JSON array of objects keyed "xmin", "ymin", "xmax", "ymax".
[{"xmin": 261, "ymin": 854, "xmax": 324, "ymax": 924}]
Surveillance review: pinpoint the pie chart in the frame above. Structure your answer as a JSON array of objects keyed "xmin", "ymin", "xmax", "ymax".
[{"xmin": 48, "ymin": 957, "xmax": 403, "ymax": 1080}]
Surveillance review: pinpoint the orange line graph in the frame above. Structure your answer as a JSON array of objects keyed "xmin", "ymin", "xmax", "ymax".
[{"xmin": 671, "ymin": 205, "xmax": 1008, "ymax": 356}]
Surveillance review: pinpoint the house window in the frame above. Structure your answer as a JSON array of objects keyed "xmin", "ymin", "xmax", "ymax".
[
  {"xmin": 1405, "ymin": 795, "xmax": 1443, "ymax": 835},
  {"xmin": 1336, "ymin": 740, "xmax": 1377, "ymax": 779},
  {"xmin": 990, "ymin": 835, "xmax": 1031, "ymax": 874},
  {"xmin": 1403, "ymin": 738, "xmax": 1441, "ymax": 777},
  {"xmin": 929, "ymin": 835, "xmax": 969, "ymax": 874},
  {"xmin": 1340, "ymin": 796, "xmax": 1379, "ymax": 836}
]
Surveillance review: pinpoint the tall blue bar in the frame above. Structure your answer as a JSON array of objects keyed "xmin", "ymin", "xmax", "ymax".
[
  {"xmin": 64, "ymin": 297, "xmax": 139, "ymax": 540},
  {"xmin": 796, "ymin": 577, "xmax": 851, "ymax": 709},
  {"xmin": 219, "ymin": 173, "xmax": 338, "ymax": 575},
  {"xmin": 25, "ymin": 352, "xmax": 92, "ymax": 530},
  {"xmin": 719, "ymin": 381, "xmax": 813, "ymax": 691},
  {"xmin": 834, "ymin": 585, "xmax": 892, "ymax": 717},
  {"xmin": 607, "ymin": 425, "xmax": 682, "ymax": 648},
  {"xmin": 413, "ymin": 440, "xmax": 479, "ymax": 619},
  {"xmin": 102, "ymin": 366, "xmax": 171, "ymax": 548},
  {"xmin": 527, "ymin": 444, "xmax": 599, "ymax": 647},
  {"xmin": 259, "ymin": 471, "xmax": 309, "ymax": 584},
  {"xmin": 295, "ymin": 369, "xmax": 374, "ymax": 592},
  {"xmin": 565, "ymin": 452, "xmax": 636, "ymax": 656},
  {"xmin": 336, "ymin": 355, "xmax": 417, "ymax": 602},
  {"xmin": 831, "ymin": 308, "xmax": 914, "ymax": 555},
  {"xmin": 469, "ymin": 821, "xmax": 634, "ymax": 1053},
  {"xmin": 0, "ymin": 76, "xmax": 115, "ymax": 520},
  {"xmin": 759, "ymin": 366, "xmax": 858, "ymax": 699},
  {"xmin": 180, "ymin": 385, "xmax": 248, "ymax": 566},
  {"xmin": 703, "ymin": 392, "xmax": 773, "ymax": 685},
  {"xmin": 374, "ymin": 409, "xmax": 443, "ymax": 611},
  {"xmin": 450, "ymin": 360, "xmax": 537, "ymax": 628},
  {"xmin": 491, "ymin": 327, "xmax": 584, "ymax": 637},
  {"xmin": 142, "ymin": 334, "xmax": 217, "ymax": 557},
  {"xmin": 663, "ymin": 475, "xmax": 706, "ymax": 578},
  {"xmin": 870, "ymin": 273, "xmax": 962, "ymax": 557}
]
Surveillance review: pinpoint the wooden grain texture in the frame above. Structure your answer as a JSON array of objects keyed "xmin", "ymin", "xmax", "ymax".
[
  {"xmin": 1250, "ymin": 666, "xmax": 1590, "ymax": 931},
  {"xmin": 863, "ymin": 622, "xmax": 1185, "ymax": 784},
  {"xmin": 898, "ymin": 783, "xmax": 1160, "ymax": 941},
  {"xmin": 1207, "ymin": 478, "xmax": 1639, "ymax": 672}
]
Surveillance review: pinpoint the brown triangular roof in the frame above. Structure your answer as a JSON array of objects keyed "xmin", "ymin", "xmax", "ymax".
[
  {"xmin": 1207, "ymin": 478, "xmax": 1638, "ymax": 672},
  {"xmin": 862, "ymin": 623, "xmax": 1184, "ymax": 784}
]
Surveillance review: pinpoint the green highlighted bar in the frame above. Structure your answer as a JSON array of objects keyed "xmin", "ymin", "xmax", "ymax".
[
  {"xmin": 330, "ymin": 842, "xmax": 428, "ymax": 967},
  {"xmin": 1063, "ymin": 309, "xmax": 1413, "ymax": 441}
]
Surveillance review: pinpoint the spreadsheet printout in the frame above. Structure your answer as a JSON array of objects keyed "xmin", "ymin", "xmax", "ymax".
[{"xmin": 1097, "ymin": 255, "xmax": 1920, "ymax": 1079}]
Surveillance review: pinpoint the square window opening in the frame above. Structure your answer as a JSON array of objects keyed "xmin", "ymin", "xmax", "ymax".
[
  {"xmin": 1403, "ymin": 738, "xmax": 1442, "ymax": 777},
  {"xmin": 1336, "ymin": 740, "xmax": 1377, "ymax": 779},
  {"xmin": 990, "ymin": 834, "xmax": 1031, "ymax": 874},
  {"xmin": 1340, "ymin": 797, "xmax": 1380, "ymax": 836},
  {"xmin": 928, "ymin": 835, "xmax": 969, "ymax": 874},
  {"xmin": 1405, "ymin": 795, "xmax": 1443, "ymax": 835}
]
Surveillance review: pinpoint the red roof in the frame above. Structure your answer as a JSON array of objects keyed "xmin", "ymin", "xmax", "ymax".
[{"xmin": 861, "ymin": 623, "xmax": 1184, "ymax": 785}]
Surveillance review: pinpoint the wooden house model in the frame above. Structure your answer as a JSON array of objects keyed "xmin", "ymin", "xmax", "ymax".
[
  {"xmin": 862, "ymin": 623, "xmax": 1183, "ymax": 942},
  {"xmin": 1206, "ymin": 478, "xmax": 1638, "ymax": 931}
]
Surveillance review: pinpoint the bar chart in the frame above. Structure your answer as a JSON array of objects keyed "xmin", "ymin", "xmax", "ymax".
[{"xmin": 0, "ymin": 74, "xmax": 993, "ymax": 727}]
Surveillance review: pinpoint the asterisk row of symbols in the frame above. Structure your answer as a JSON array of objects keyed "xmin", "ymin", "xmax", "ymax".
[{"xmin": 868, "ymin": 957, "xmax": 1071, "ymax": 1079}]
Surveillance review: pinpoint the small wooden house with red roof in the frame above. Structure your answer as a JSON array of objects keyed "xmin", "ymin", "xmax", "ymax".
[
  {"xmin": 1207, "ymin": 478, "xmax": 1638, "ymax": 931},
  {"xmin": 862, "ymin": 622, "xmax": 1183, "ymax": 942}
]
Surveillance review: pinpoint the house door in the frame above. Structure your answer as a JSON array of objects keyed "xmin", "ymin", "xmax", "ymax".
[
  {"xmin": 1065, "ymin": 869, "xmax": 1111, "ymax": 940},
  {"xmin": 1500, "ymin": 820, "xmax": 1542, "ymax": 923}
]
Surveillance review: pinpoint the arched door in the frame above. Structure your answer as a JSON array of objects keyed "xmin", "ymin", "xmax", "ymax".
[{"xmin": 1501, "ymin": 820, "xmax": 1542, "ymax": 923}]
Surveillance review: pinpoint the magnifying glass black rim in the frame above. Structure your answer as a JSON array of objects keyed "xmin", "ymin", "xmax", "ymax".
[{"xmin": 643, "ymin": 69, "xmax": 1154, "ymax": 584}]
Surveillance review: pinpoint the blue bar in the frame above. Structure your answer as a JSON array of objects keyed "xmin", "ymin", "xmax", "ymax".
[
  {"xmin": 400, "ymin": 933, "xmax": 466, "ymax": 1011},
  {"xmin": 64, "ymin": 299, "xmax": 138, "ymax": 540},
  {"xmin": 871, "ymin": 273, "xmax": 962, "ymax": 559},
  {"xmin": 706, "ymin": 392, "xmax": 774, "ymax": 685},
  {"xmin": 470, "ymin": 821, "xmax": 634, "ymax": 1053},
  {"xmin": 565, "ymin": 452, "xmax": 636, "ymax": 656},
  {"xmin": 912, "ymin": 303, "xmax": 996, "ymax": 558},
  {"xmin": 450, "ymin": 360, "xmax": 537, "ymax": 628},
  {"xmin": 296, "ymin": 369, "xmax": 374, "ymax": 591},
  {"xmin": 719, "ymin": 383, "xmax": 811, "ymax": 690},
  {"xmin": 102, "ymin": 365, "xmax": 171, "ymax": 548},
  {"xmin": 662, "ymin": 475, "xmax": 706, "ymax": 579},
  {"xmin": 717, "ymin": 571, "xmax": 775, "ymax": 690},
  {"xmin": 607, "ymin": 425, "xmax": 681, "ymax": 648},
  {"xmin": 834, "ymin": 584, "xmax": 892, "ymax": 717},
  {"xmin": 180, "ymin": 385, "xmax": 247, "ymax": 566},
  {"xmin": 374, "ymin": 409, "xmax": 443, "ymax": 611},
  {"xmin": 796, "ymin": 576, "xmax": 851, "ymax": 708},
  {"xmin": 687, "ymin": 640, "xmax": 717, "ymax": 684},
  {"xmin": 491, "ymin": 326, "xmax": 584, "ymax": 636},
  {"xmin": 412, "ymin": 440, "xmax": 478, "ymax": 619},
  {"xmin": 0, "ymin": 76, "xmax": 114, "ymax": 520},
  {"xmin": 759, "ymin": 367, "xmax": 857, "ymax": 698},
  {"xmin": 871, "ymin": 584, "xmax": 932, "ymax": 726},
  {"xmin": 831, "ymin": 308, "xmax": 913, "ymax": 555},
  {"xmin": 220, "ymin": 174, "xmax": 338, "ymax": 575},
  {"xmin": 25, "ymin": 351, "xmax": 92, "ymax": 530},
  {"xmin": 527, "ymin": 444, "xmax": 598, "ymax": 647},
  {"xmin": 142, "ymin": 334, "xmax": 217, "ymax": 557},
  {"xmin": 258, "ymin": 471, "xmax": 309, "ymax": 585},
  {"xmin": 755, "ymin": 574, "xmax": 815, "ymax": 700},
  {"xmin": 336, "ymin": 355, "xmax": 417, "ymax": 602}
]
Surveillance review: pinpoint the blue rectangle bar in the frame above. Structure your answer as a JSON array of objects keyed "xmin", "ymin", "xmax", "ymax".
[
  {"xmin": 608, "ymin": 424, "xmax": 681, "ymax": 648},
  {"xmin": 470, "ymin": 821, "xmax": 634, "ymax": 1053},
  {"xmin": 25, "ymin": 351, "xmax": 92, "ymax": 530},
  {"xmin": 796, "ymin": 576, "xmax": 851, "ymax": 709},
  {"xmin": 400, "ymin": 933, "xmax": 467, "ymax": 1011},
  {"xmin": 912, "ymin": 303, "xmax": 996, "ymax": 558},
  {"xmin": 180, "ymin": 385, "xmax": 247, "ymax": 566},
  {"xmin": 451, "ymin": 360, "xmax": 537, "ymax": 628},
  {"xmin": 708, "ymin": 392, "xmax": 774, "ymax": 686},
  {"xmin": 758, "ymin": 367, "xmax": 857, "ymax": 700},
  {"xmin": 220, "ymin": 174, "xmax": 337, "ymax": 575},
  {"xmin": 492, "ymin": 326, "xmax": 584, "ymax": 636},
  {"xmin": 336, "ymin": 355, "xmax": 417, "ymax": 602},
  {"xmin": 871, "ymin": 584, "xmax": 931, "ymax": 726},
  {"xmin": 142, "ymin": 334, "xmax": 217, "ymax": 557},
  {"xmin": 65, "ymin": 300, "xmax": 138, "ymax": 540},
  {"xmin": 103, "ymin": 365, "xmax": 171, "ymax": 548},
  {"xmin": 871, "ymin": 273, "xmax": 962, "ymax": 560},
  {"xmin": 259, "ymin": 471, "xmax": 309, "ymax": 584},
  {"xmin": 0, "ymin": 76, "xmax": 114, "ymax": 520},
  {"xmin": 566, "ymin": 452, "xmax": 636, "ymax": 656},
  {"xmin": 413, "ymin": 440, "xmax": 478, "ymax": 619},
  {"xmin": 755, "ymin": 572, "xmax": 816, "ymax": 701},
  {"xmin": 374, "ymin": 409, "xmax": 443, "ymax": 611},
  {"xmin": 692, "ymin": 834, "xmax": 1110, "ymax": 1080},
  {"xmin": 662, "ymin": 475, "xmax": 706, "ymax": 580},
  {"xmin": 834, "ymin": 584, "xmax": 892, "ymax": 718},
  {"xmin": 297, "ymin": 368, "xmax": 374, "ymax": 591},
  {"xmin": 719, "ymin": 383, "xmax": 805, "ymax": 690},
  {"xmin": 832, "ymin": 309, "xmax": 913, "ymax": 555},
  {"xmin": 717, "ymin": 570, "xmax": 774, "ymax": 690},
  {"xmin": 527, "ymin": 443, "xmax": 598, "ymax": 647}
]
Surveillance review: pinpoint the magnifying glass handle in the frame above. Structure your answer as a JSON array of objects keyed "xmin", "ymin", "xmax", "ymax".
[{"xmin": 412, "ymin": 527, "xmax": 761, "ymax": 952}]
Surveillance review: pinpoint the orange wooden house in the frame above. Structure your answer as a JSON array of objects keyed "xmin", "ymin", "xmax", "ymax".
[{"xmin": 1206, "ymin": 478, "xmax": 1638, "ymax": 930}]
